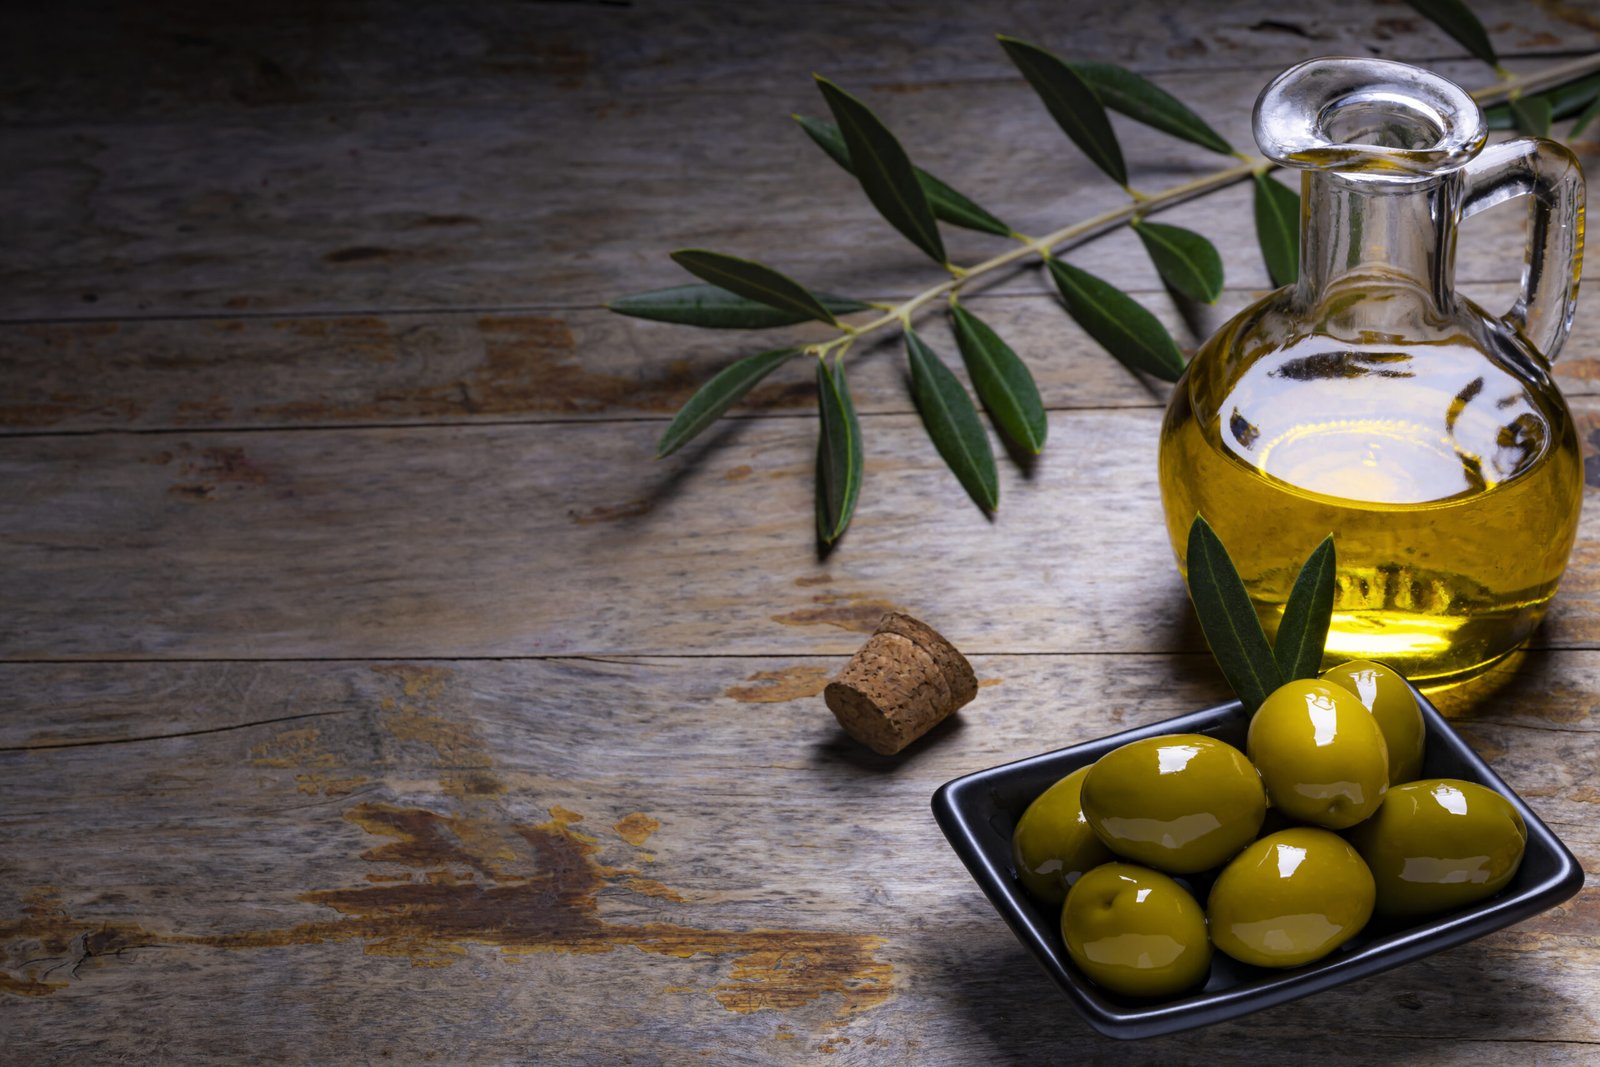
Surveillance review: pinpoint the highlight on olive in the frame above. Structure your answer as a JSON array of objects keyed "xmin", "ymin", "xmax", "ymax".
[
  {"xmin": 1080, "ymin": 734, "xmax": 1266, "ymax": 874},
  {"xmin": 1061, "ymin": 862, "xmax": 1212, "ymax": 998},
  {"xmin": 1248, "ymin": 678, "xmax": 1389, "ymax": 829}
]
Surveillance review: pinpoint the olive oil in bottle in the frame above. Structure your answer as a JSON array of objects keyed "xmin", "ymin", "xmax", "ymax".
[
  {"xmin": 1160, "ymin": 320, "xmax": 1582, "ymax": 685},
  {"xmin": 1158, "ymin": 58, "xmax": 1586, "ymax": 686}
]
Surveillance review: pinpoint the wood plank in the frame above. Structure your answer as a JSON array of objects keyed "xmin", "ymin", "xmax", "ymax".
[
  {"xmin": 4, "ymin": 1, "xmax": 1591, "ymax": 125},
  {"xmin": 7, "ymin": 3, "xmax": 1599, "ymax": 1062},
  {"xmin": 3, "ymin": 652, "xmax": 1596, "ymax": 1061},
  {"xmin": 0, "ymin": 294, "xmax": 1175, "ymax": 436},
  {"xmin": 2, "ymin": 57, "xmax": 1577, "ymax": 321},
  {"xmin": 4, "ymin": 404, "xmax": 1599, "ymax": 660},
  {"xmin": 6, "ymin": 278, "xmax": 1600, "ymax": 435}
]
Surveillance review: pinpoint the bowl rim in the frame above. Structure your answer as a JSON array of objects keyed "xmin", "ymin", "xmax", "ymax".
[{"xmin": 930, "ymin": 686, "xmax": 1585, "ymax": 1039}]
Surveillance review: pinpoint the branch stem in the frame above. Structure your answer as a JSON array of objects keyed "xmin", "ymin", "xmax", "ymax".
[
  {"xmin": 815, "ymin": 159, "xmax": 1259, "ymax": 355},
  {"xmin": 1472, "ymin": 53, "xmax": 1600, "ymax": 105},
  {"xmin": 811, "ymin": 53, "xmax": 1600, "ymax": 359}
]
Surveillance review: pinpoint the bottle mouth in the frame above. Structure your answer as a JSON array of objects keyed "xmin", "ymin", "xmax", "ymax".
[{"xmin": 1254, "ymin": 57, "xmax": 1486, "ymax": 177}]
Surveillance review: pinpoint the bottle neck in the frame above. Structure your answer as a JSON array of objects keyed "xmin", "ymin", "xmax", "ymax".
[{"xmin": 1296, "ymin": 171, "xmax": 1459, "ymax": 315}]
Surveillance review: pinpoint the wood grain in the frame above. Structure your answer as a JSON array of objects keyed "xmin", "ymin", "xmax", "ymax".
[
  {"xmin": 4, "ymin": 403, "xmax": 1599, "ymax": 661},
  {"xmin": 2, "ymin": 53, "xmax": 1584, "ymax": 321},
  {"xmin": 2, "ymin": 653, "xmax": 1596, "ymax": 1063},
  {"xmin": 7, "ymin": 279, "xmax": 1600, "ymax": 435},
  {"xmin": 5, "ymin": 0, "xmax": 1592, "ymax": 125},
  {"xmin": 6, "ymin": 1, "xmax": 1600, "ymax": 1062}
]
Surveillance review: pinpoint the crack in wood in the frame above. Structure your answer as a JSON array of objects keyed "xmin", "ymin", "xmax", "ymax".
[{"xmin": 1, "ymin": 709, "xmax": 352, "ymax": 752}]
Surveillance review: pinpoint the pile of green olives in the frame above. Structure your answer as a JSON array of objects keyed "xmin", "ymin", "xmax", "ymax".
[{"xmin": 1012, "ymin": 659, "xmax": 1528, "ymax": 998}]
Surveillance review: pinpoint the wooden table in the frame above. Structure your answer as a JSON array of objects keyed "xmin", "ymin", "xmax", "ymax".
[{"xmin": 4, "ymin": 3, "xmax": 1598, "ymax": 1062}]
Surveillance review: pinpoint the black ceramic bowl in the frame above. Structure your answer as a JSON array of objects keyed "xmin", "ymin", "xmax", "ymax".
[{"xmin": 931, "ymin": 687, "xmax": 1584, "ymax": 1039}]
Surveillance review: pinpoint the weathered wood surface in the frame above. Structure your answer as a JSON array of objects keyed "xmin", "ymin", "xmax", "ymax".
[
  {"xmin": 1, "ymin": 16, "xmax": 1590, "ymax": 322},
  {"xmin": 4, "ymin": 402, "xmax": 1600, "ymax": 660},
  {"xmin": 4, "ymin": 281, "xmax": 1600, "ymax": 435},
  {"xmin": 9, "ymin": 280, "xmax": 1600, "ymax": 436},
  {"xmin": 4, "ymin": 1, "xmax": 1599, "ymax": 1063},
  {"xmin": 2, "ymin": 654, "xmax": 1597, "ymax": 1064},
  {"xmin": 6, "ymin": 0, "xmax": 1595, "ymax": 124}
]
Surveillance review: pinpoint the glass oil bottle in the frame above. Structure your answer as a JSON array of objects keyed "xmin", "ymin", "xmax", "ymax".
[{"xmin": 1159, "ymin": 58, "xmax": 1585, "ymax": 685}]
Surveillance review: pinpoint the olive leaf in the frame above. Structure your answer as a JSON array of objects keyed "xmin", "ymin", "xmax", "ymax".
[
  {"xmin": 905, "ymin": 328, "xmax": 999, "ymax": 512},
  {"xmin": 1510, "ymin": 94, "xmax": 1553, "ymax": 138},
  {"xmin": 1068, "ymin": 61, "xmax": 1235, "ymax": 155},
  {"xmin": 815, "ymin": 357, "xmax": 864, "ymax": 545},
  {"xmin": 1545, "ymin": 73, "xmax": 1600, "ymax": 117},
  {"xmin": 1525, "ymin": 74, "xmax": 1599, "ymax": 123},
  {"xmin": 814, "ymin": 76, "xmax": 947, "ymax": 264},
  {"xmin": 625, "ymin": 22, "xmax": 1576, "ymax": 545},
  {"xmin": 997, "ymin": 35, "xmax": 1128, "ymax": 187},
  {"xmin": 1132, "ymin": 218, "xmax": 1224, "ymax": 304},
  {"xmin": 1403, "ymin": 0, "xmax": 1499, "ymax": 68},
  {"xmin": 656, "ymin": 347, "xmax": 802, "ymax": 458},
  {"xmin": 1487, "ymin": 74, "xmax": 1600, "ymax": 130},
  {"xmin": 1273, "ymin": 535, "xmax": 1337, "ymax": 683},
  {"xmin": 1047, "ymin": 259, "xmax": 1186, "ymax": 382},
  {"xmin": 1481, "ymin": 104, "xmax": 1515, "ymax": 131},
  {"xmin": 1572, "ymin": 96, "xmax": 1600, "ymax": 139},
  {"xmin": 1186, "ymin": 515, "xmax": 1282, "ymax": 715},
  {"xmin": 612, "ymin": 284, "xmax": 871, "ymax": 329},
  {"xmin": 793, "ymin": 115, "xmax": 1012, "ymax": 237},
  {"xmin": 949, "ymin": 304, "xmax": 1047, "ymax": 455},
  {"xmin": 670, "ymin": 249, "xmax": 840, "ymax": 325},
  {"xmin": 1253, "ymin": 170, "xmax": 1301, "ymax": 289}
]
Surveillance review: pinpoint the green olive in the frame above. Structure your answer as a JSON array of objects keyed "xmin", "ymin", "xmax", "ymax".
[
  {"xmin": 1061, "ymin": 862, "xmax": 1212, "ymax": 997},
  {"xmin": 1207, "ymin": 828, "xmax": 1374, "ymax": 967},
  {"xmin": 1322, "ymin": 659, "xmax": 1425, "ymax": 785},
  {"xmin": 1347, "ymin": 779, "xmax": 1527, "ymax": 917},
  {"xmin": 1081, "ymin": 734, "xmax": 1265, "ymax": 874},
  {"xmin": 1248, "ymin": 679, "xmax": 1389, "ymax": 829},
  {"xmin": 1012, "ymin": 766, "xmax": 1116, "ymax": 906}
]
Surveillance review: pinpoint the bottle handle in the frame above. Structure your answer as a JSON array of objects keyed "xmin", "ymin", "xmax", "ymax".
[{"xmin": 1459, "ymin": 138, "xmax": 1585, "ymax": 363}]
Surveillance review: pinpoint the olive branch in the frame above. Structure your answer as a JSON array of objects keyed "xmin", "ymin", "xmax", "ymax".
[{"xmin": 611, "ymin": 1, "xmax": 1600, "ymax": 547}]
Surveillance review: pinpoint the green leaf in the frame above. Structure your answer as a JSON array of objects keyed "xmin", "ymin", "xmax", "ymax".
[
  {"xmin": 670, "ymin": 250, "xmax": 840, "ymax": 326},
  {"xmin": 1132, "ymin": 219, "xmax": 1224, "ymax": 304},
  {"xmin": 1067, "ymin": 61, "xmax": 1234, "ymax": 155},
  {"xmin": 905, "ymin": 328, "xmax": 999, "ymax": 512},
  {"xmin": 1186, "ymin": 515, "xmax": 1282, "ymax": 715},
  {"xmin": 1253, "ymin": 171, "xmax": 1301, "ymax": 289},
  {"xmin": 948, "ymin": 304, "xmax": 1047, "ymax": 455},
  {"xmin": 1403, "ymin": 0, "xmax": 1499, "ymax": 67},
  {"xmin": 814, "ymin": 77, "xmax": 947, "ymax": 264},
  {"xmin": 997, "ymin": 36, "xmax": 1127, "ymax": 186},
  {"xmin": 793, "ymin": 112, "xmax": 856, "ymax": 170},
  {"xmin": 793, "ymin": 111, "xmax": 857, "ymax": 168},
  {"xmin": 909, "ymin": 174, "xmax": 1010, "ymax": 238},
  {"xmin": 1548, "ymin": 73, "xmax": 1600, "ymax": 116},
  {"xmin": 815, "ymin": 358, "xmax": 864, "ymax": 544},
  {"xmin": 1273, "ymin": 536, "xmax": 1337, "ymax": 683},
  {"xmin": 1487, "ymin": 76, "xmax": 1600, "ymax": 130},
  {"xmin": 656, "ymin": 348, "xmax": 802, "ymax": 458},
  {"xmin": 793, "ymin": 115, "xmax": 1012, "ymax": 237},
  {"xmin": 1572, "ymin": 95, "xmax": 1600, "ymax": 139},
  {"xmin": 1483, "ymin": 101, "xmax": 1515, "ymax": 130},
  {"xmin": 1046, "ymin": 259, "xmax": 1186, "ymax": 382},
  {"xmin": 1510, "ymin": 94, "xmax": 1553, "ymax": 137},
  {"xmin": 611, "ymin": 284, "xmax": 872, "ymax": 329}
]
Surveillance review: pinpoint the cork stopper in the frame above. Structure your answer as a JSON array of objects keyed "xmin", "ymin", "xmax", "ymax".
[{"xmin": 824, "ymin": 612, "xmax": 978, "ymax": 755}]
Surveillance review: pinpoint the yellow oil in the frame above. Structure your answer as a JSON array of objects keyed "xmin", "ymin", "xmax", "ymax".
[{"xmin": 1159, "ymin": 325, "xmax": 1583, "ymax": 687}]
